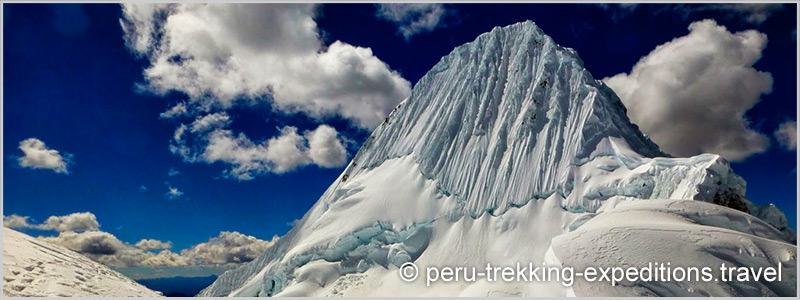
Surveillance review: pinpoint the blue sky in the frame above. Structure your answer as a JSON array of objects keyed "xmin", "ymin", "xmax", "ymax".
[{"xmin": 3, "ymin": 3, "xmax": 797, "ymax": 278}]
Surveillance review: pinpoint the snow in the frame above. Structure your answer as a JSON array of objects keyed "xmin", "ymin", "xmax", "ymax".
[
  {"xmin": 200, "ymin": 21, "xmax": 796, "ymax": 297},
  {"xmin": 2, "ymin": 227, "xmax": 162, "ymax": 297},
  {"xmin": 551, "ymin": 199, "xmax": 797, "ymax": 296}
]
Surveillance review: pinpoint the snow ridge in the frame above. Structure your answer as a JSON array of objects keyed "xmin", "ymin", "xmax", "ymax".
[{"xmin": 2, "ymin": 227, "xmax": 162, "ymax": 297}]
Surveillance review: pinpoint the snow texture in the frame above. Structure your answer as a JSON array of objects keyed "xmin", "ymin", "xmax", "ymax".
[
  {"xmin": 200, "ymin": 21, "xmax": 796, "ymax": 297},
  {"xmin": 2, "ymin": 227, "xmax": 162, "ymax": 297}
]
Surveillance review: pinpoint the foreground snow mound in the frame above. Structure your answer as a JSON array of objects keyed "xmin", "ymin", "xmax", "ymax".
[
  {"xmin": 552, "ymin": 199, "xmax": 796, "ymax": 297},
  {"xmin": 200, "ymin": 21, "xmax": 795, "ymax": 297},
  {"xmin": 2, "ymin": 227, "xmax": 162, "ymax": 297}
]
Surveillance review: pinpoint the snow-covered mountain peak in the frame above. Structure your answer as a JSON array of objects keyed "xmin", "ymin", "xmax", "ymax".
[
  {"xmin": 200, "ymin": 21, "xmax": 796, "ymax": 297},
  {"xmin": 339, "ymin": 20, "xmax": 702, "ymax": 218}
]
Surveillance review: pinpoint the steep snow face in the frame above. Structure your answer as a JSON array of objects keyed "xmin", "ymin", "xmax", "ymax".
[
  {"xmin": 2, "ymin": 227, "xmax": 162, "ymax": 297},
  {"xmin": 200, "ymin": 21, "xmax": 795, "ymax": 297},
  {"xmin": 348, "ymin": 21, "xmax": 669, "ymax": 217}
]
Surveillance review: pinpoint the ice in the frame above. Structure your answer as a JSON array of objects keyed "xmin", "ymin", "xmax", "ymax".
[
  {"xmin": 200, "ymin": 21, "xmax": 796, "ymax": 297},
  {"xmin": 2, "ymin": 227, "xmax": 162, "ymax": 297}
]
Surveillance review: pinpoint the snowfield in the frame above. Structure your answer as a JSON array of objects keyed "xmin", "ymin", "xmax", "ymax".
[
  {"xmin": 2, "ymin": 227, "xmax": 162, "ymax": 297},
  {"xmin": 200, "ymin": 21, "xmax": 796, "ymax": 297},
  {"xmin": 552, "ymin": 199, "xmax": 797, "ymax": 296}
]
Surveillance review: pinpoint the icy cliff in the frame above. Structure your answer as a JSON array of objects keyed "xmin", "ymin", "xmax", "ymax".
[{"xmin": 200, "ymin": 21, "xmax": 796, "ymax": 297}]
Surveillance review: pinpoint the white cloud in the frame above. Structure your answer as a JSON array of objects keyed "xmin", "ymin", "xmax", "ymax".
[
  {"xmin": 260, "ymin": 127, "xmax": 313, "ymax": 174},
  {"xmin": 173, "ymin": 119, "xmax": 348, "ymax": 180},
  {"xmin": 775, "ymin": 121, "xmax": 797, "ymax": 151},
  {"xmin": 41, "ymin": 212, "xmax": 101, "ymax": 232},
  {"xmin": 159, "ymin": 102, "xmax": 189, "ymax": 119},
  {"xmin": 15, "ymin": 212, "xmax": 278, "ymax": 269},
  {"xmin": 603, "ymin": 19, "xmax": 772, "ymax": 161},
  {"xmin": 41, "ymin": 230, "xmax": 126, "ymax": 256},
  {"xmin": 173, "ymin": 124, "xmax": 187, "ymax": 144},
  {"xmin": 190, "ymin": 112, "xmax": 231, "ymax": 133},
  {"xmin": 139, "ymin": 250, "xmax": 191, "ymax": 267},
  {"xmin": 168, "ymin": 167, "xmax": 181, "ymax": 176},
  {"xmin": 119, "ymin": 3, "xmax": 170, "ymax": 55},
  {"xmin": 165, "ymin": 182, "xmax": 184, "ymax": 199},
  {"xmin": 121, "ymin": 4, "xmax": 407, "ymax": 180},
  {"xmin": 41, "ymin": 229, "xmax": 273, "ymax": 267},
  {"xmin": 4, "ymin": 212, "xmax": 99, "ymax": 232},
  {"xmin": 135, "ymin": 239, "xmax": 173, "ymax": 250},
  {"xmin": 375, "ymin": 3, "xmax": 447, "ymax": 40},
  {"xmin": 306, "ymin": 125, "xmax": 348, "ymax": 168},
  {"xmin": 17, "ymin": 138, "xmax": 71, "ymax": 174},
  {"xmin": 121, "ymin": 3, "xmax": 410, "ymax": 129},
  {"xmin": 4, "ymin": 215, "xmax": 33, "ymax": 229},
  {"xmin": 180, "ymin": 231, "xmax": 278, "ymax": 266},
  {"xmin": 39, "ymin": 231, "xmax": 189, "ymax": 268}
]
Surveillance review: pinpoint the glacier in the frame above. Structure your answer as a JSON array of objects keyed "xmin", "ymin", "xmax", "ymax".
[{"xmin": 199, "ymin": 21, "xmax": 796, "ymax": 297}]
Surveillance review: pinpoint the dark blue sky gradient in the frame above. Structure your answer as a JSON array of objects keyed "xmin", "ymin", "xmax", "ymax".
[{"xmin": 3, "ymin": 3, "xmax": 797, "ymax": 255}]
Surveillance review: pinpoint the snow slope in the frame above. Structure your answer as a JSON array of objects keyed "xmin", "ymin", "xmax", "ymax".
[
  {"xmin": 2, "ymin": 227, "xmax": 162, "ymax": 297},
  {"xmin": 552, "ymin": 199, "xmax": 796, "ymax": 297},
  {"xmin": 200, "ymin": 21, "xmax": 796, "ymax": 297}
]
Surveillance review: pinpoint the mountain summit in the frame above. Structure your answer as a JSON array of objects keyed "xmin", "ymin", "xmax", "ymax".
[{"xmin": 200, "ymin": 21, "xmax": 796, "ymax": 297}]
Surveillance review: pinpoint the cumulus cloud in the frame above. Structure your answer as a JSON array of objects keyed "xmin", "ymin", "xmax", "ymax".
[
  {"xmin": 17, "ymin": 138, "xmax": 71, "ymax": 174},
  {"xmin": 172, "ymin": 120, "xmax": 348, "ymax": 180},
  {"xmin": 138, "ymin": 250, "xmax": 191, "ymax": 267},
  {"xmin": 306, "ymin": 124, "xmax": 348, "ymax": 168},
  {"xmin": 41, "ymin": 230, "xmax": 125, "ymax": 256},
  {"xmin": 4, "ymin": 212, "xmax": 99, "ymax": 232},
  {"xmin": 604, "ymin": 19, "xmax": 772, "ymax": 161},
  {"xmin": 39, "ymin": 231, "xmax": 189, "ymax": 268},
  {"xmin": 13, "ymin": 212, "xmax": 278, "ymax": 269},
  {"xmin": 40, "ymin": 212, "xmax": 101, "ymax": 232},
  {"xmin": 4, "ymin": 215, "xmax": 33, "ymax": 229},
  {"xmin": 120, "ymin": 4, "xmax": 410, "ymax": 129},
  {"xmin": 181, "ymin": 231, "xmax": 278, "ymax": 266},
  {"xmin": 375, "ymin": 3, "xmax": 448, "ymax": 39},
  {"xmin": 775, "ymin": 121, "xmax": 797, "ymax": 151},
  {"xmin": 121, "ymin": 4, "xmax": 405, "ymax": 179},
  {"xmin": 136, "ymin": 239, "xmax": 173, "ymax": 250},
  {"xmin": 42, "ymin": 230, "xmax": 274, "ymax": 268}
]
